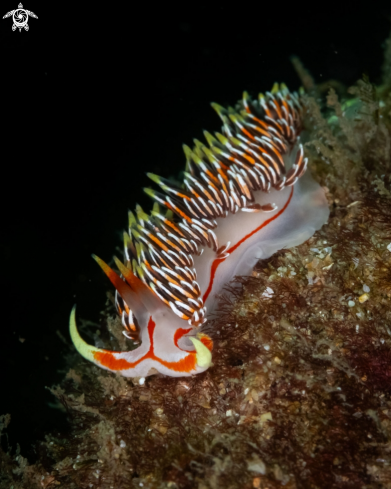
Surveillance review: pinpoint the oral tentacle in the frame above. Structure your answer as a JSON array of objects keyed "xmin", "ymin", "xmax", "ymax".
[
  {"xmin": 69, "ymin": 306, "xmax": 99, "ymax": 365},
  {"xmin": 189, "ymin": 336, "xmax": 213, "ymax": 369}
]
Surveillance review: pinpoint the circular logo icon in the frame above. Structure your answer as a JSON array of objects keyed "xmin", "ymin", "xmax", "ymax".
[{"xmin": 12, "ymin": 7, "xmax": 28, "ymax": 30}]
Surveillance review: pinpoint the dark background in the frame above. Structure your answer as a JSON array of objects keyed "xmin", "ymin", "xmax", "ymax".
[{"xmin": 1, "ymin": 1, "xmax": 390, "ymax": 461}]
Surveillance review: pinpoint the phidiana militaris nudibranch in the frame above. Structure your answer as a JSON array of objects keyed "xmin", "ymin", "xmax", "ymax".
[{"xmin": 70, "ymin": 83, "xmax": 329, "ymax": 378}]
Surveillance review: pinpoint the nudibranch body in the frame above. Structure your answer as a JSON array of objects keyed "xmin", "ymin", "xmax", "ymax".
[{"xmin": 70, "ymin": 83, "xmax": 329, "ymax": 378}]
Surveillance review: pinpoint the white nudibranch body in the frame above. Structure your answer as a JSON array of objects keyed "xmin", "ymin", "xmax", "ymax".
[{"xmin": 70, "ymin": 83, "xmax": 329, "ymax": 377}]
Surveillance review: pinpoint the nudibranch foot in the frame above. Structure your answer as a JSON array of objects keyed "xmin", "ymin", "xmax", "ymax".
[{"xmin": 70, "ymin": 83, "xmax": 329, "ymax": 377}]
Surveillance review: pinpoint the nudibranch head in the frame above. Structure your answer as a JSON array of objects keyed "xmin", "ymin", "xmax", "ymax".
[
  {"xmin": 70, "ymin": 83, "xmax": 329, "ymax": 377},
  {"xmin": 70, "ymin": 305, "xmax": 212, "ymax": 378}
]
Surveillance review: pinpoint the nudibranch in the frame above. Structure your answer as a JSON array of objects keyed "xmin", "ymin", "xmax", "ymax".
[{"xmin": 70, "ymin": 83, "xmax": 329, "ymax": 378}]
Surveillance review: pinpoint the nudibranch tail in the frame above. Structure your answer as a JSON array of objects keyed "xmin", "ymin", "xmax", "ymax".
[{"xmin": 70, "ymin": 83, "xmax": 329, "ymax": 377}]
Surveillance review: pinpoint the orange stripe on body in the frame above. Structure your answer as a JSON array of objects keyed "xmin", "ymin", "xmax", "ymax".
[
  {"xmin": 166, "ymin": 202, "xmax": 192, "ymax": 223},
  {"xmin": 202, "ymin": 257, "xmax": 226, "ymax": 303},
  {"xmin": 148, "ymin": 233, "xmax": 170, "ymax": 252},
  {"xmin": 163, "ymin": 219, "xmax": 186, "ymax": 237},
  {"xmin": 203, "ymin": 187, "xmax": 294, "ymax": 303},
  {"xmin": 175, "ymin": 191, "xmax": 191, "ymax": 201},
  {"xmin": 241, "ymin": 127, "xmax": 255, "ymax": 140}
]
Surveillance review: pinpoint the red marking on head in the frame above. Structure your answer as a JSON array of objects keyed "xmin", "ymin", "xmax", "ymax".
[
  {"xmin": 203, "ymin": 187, "xmax": 294, "ymax": 303},
  {"xmin": 174, "ymin": 328, "xmax": 213, "ymax": 354},
  {"xmin": 174, "ymin": 327, "xmax": 192, "ymax": 349},
  {"xmin": 94, "ymin": 351, "xmax": 134, "ymax": 371},
  {"xmin": 199, "ymin": 335, "xmax": 213, "ymax": 352},
  {"xmin": 93, "ymin": 316, "xmax": 197, "ymax": 373}
]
